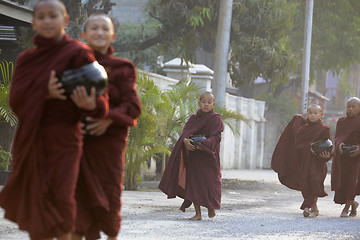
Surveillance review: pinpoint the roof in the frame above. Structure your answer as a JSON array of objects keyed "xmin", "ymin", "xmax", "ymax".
[{"xmin": 0, "ymin": 0, "xmax": 33, "ymax": 26}]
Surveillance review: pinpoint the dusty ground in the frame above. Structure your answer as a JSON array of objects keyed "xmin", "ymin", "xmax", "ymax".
[{"xmin": 1, "ymin": 180, "xmax": 360, "ymax": 240}]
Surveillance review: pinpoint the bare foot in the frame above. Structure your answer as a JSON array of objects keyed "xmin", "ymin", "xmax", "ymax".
[
  {"xmin": 303, "ymin": 208, "xmax": 310, "ymax": 217},
  {"xmin": 208, "ymin": 208, "xmax": 216, "ymax": 218},
  {"xmin": 310, "ymin": 206, "xmax": 319, "ymax": 217},
  {"xmin": 340, "ymin": 210, "xmax": 349, "ymax": 217},
  {"xmin": 349, "ymin": 201, "xmax": 359, "ymax": 217},
  {"xmin": 189, "ymin": 214, "xmax": 202, "ymax": 220}
]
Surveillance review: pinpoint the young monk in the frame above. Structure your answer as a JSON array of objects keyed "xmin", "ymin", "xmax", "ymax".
[
  {"xmin": 272, "ymin": 104, "xmax": 331, "ymax": 218},
  {"xmin": 72, "ymin": 14, "xmax": 141, "ymax": 240},
  {"xmin": 0, "ymin": 1, "xmax": 108, "ymax": 239},
  {"xmin": 331, "ymin": 97, "xmax": 360, "ymax": 217},
  {"xmin": 158, "ymin": 92, "xmax": 224, "ymax": 220}
]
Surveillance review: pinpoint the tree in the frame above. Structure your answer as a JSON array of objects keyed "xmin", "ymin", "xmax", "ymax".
[
  {"xmin": 229, "ymin": 0, "xmax": 296, "ymax": 97},
  {"xmin": 113, "ymin": 0, "xmax": 297, "ymax": 97},
  {"xmin": 290, "ymin": 0, "xmax": 360, "ymax": 79}
]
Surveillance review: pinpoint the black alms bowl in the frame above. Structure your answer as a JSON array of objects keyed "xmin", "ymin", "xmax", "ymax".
[
  {"xmin": 341, "ymin": 145, "xmax": 357, "ymax": 156},
  {"xmin": 311, "ymin": 139, "xmax": 333, "ymax": 154},
  {"xmin": 60, "ymin": 61, "xmax": 108, "ymax": 96},
  {"xmin": 190, "ymin": 135, "xmax": 207, "ymax": 147}
]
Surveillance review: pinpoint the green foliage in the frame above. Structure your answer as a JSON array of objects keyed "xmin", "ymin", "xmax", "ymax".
[
  {"xmin": 0, "ymin": 146, "xmax": 11, "ymax": 171},
  {"xmin": 0, "ymin": 61, "xmax": 17, "ymax": 126},
  {"xmin": 290, "ymin": 0, "xmax": 360, "ymax": 80},
  {"xmin": 114, "ymin": 20, "xmax": 174, "ymax": 72},
  {"xmin": 229, "ymin": 0, "xmax": 296, "ymax": 93},
  {"xmin": 113, "ymin": 0, "xmax": 219, "ymax": 63}
]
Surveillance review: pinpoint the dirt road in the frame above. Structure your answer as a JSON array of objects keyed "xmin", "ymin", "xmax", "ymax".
[{"xmin": 1, "ymin": 180, "xmax": 359, "ymax": 240}]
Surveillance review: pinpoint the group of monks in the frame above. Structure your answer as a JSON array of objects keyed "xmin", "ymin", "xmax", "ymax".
[
  {"xmin": 272, "ymin": 98, "xmax": 360, "ymax": 218},
  {"xmin": 1, "ymin": 0, "xmax": 359, "ymax": 239}
]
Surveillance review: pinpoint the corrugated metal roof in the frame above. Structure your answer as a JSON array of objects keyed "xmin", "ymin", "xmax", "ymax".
[{"xmin": 0, "ymin": 25, "xmax": 16, "ymax": 41}]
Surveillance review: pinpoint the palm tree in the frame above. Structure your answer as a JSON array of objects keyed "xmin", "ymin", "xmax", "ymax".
[
  {"xmin": 0, "ymin": 60, "xmax": 17, "ymax": 126},
  {"xmin": 124, "ymin": 74, "xmax": 170, "ymax": 190}
]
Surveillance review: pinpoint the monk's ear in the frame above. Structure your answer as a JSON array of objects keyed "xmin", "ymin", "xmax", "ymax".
[
  {"xmin": 80, "ymin": 31, "xmax": 86, "ymax": 41},
  {"xmin": 111, "ymin": 33, "xmax": 116, "ymax": 43},
  {"xmin": 198, "ymin": 101, "xmax": 201, "ymax": 107},
  {"xmin": 64, "ymin": 15, "xmax": 70, "ymax": 27}
]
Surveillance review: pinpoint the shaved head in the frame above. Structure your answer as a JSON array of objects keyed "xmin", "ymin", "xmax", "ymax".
[
  {"xmin": 347, "ymin": 97, "xmax": 360, "ymax": 105},
  {"xmin": 307, "ymin": 104, "xmax": 322, "ymax": 113},
  {"xmin": 199, "ymin": 92, "xmax": 215, "ymax": 102}
]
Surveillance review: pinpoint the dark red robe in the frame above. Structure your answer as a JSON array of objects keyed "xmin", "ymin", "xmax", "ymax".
[
  {"xmin": 331, "ymin": 115, "xmax": 360, "ymax": 204},
  {"xmin": 75, "ymin": 47, "xmax": 141, "ymax": 239},
  {"xmin": 158, "ymin": 109, "xmax": 224, "ymax": 212},
  {"xmin": 294, "ymin": 120, "xmax": 331, "ymax": 209},
  {"xmin": 0, "ymin": 35, "xmax": 108, "ymax": 239},
  {"xmin": 271, "ymin": 115, "xmax": 307, "ymax": 190}
]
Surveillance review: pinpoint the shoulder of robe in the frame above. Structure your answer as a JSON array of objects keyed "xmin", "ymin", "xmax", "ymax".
[
  {"xmin": 109, "ymin": 56, "xmax": 135, "ymax": 69},
  {"xmin": 66, "ymin": 38, "xmax": 92, "ymax": 52}
]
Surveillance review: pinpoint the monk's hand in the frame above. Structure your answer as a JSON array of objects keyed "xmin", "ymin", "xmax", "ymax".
[
  {"xmin": 71, "ymin": 86, "xmax": 96, "ymax": 111},
  {"xmin": 350, "ymin": 145, "xmax": 360, "ymax": 157},
  {"xmin": 85, "ymin": 116, "xmax": 113, "ymax": 136},
  {"xmin": 338, "ymin": 143, "xmax": 344, "ymax": 155},
  {"xmin": 319, "ymin": 151, "xmax": 331, "ymax": 159},
  {"xmin": 184, "ymin": 138, "xmax": 195, "ymax": 151},
  {"xmin": 46, "ymin": 70, "xmax": 66, "ymax": 100}
]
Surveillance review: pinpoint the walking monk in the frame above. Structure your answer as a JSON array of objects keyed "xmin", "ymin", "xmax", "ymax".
[
  {"xmin": 0, "ymin": 1, "xmax": 108, "ymax": 239},
  {"xmin": 72, "ymin": 14, "xmax": 141, "ymax": 240},
  {"xmin": 159, "ymin": 92, "xmax": 224, "ymax": 220},
  {"xmin": 272, "ymin": 104, "xmax": 331, "ymax": 217},
  {"xmin": 332, "ymin": 97, "xmax": 360, "ymax": 217}
]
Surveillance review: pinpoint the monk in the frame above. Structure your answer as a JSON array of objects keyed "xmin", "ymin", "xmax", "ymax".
[
  {"xmin": 158, "ymin": 92, "xmax": 224, "ymax": 220},
  {"xmin": 332, "ymin": 97, "xmax": 360, "ymax": 217},
  {"xmin": 0, "ymin": 1, "xmax": 108, "ymax": 239},
  {"xmin": 72, "ymin": 14, "xmax": 141, "ymax": 240},
  {"xmin": 272, "ymin": 104, "xmax": 331, "ymax": 218}
]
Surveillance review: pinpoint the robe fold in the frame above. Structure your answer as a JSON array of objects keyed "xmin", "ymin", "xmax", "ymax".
[
  {"xmin": 158, "ymin": 109, "xmax": 224, "ymax": 212},
  {"xmin": 0, "ymin": 35, "xmax": 108, "ymax": 239},
  {"xmin": 294, "ymin": 120, "xmax": 331, "ymax": 209},
  {"xmin": 331, "ymin": 115, "xmax": 360, "ymax": 204},
  {"xmin": 75, "ymin": 47, "xmax": 141, "ymax": 240},
  {"xmin": 271, "ymin": 115, "xmax": 307, "ymax": 190}
]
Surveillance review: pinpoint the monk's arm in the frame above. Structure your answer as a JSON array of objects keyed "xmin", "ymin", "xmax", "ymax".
[{"xmin": 107, "ymin": 64, "xmax": 141, "ymax": 127}]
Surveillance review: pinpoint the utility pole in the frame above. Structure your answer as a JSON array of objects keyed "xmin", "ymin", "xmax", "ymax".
[
  {"xmin": 213, "ymin": 0, "xmax": 233, "ymax": 107},
  {"xmin": 301, "ymin": 0, "xmax": 314, "ymax": 115}
]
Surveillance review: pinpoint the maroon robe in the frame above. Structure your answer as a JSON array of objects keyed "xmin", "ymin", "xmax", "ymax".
[
  {"xmin": 331, "ymin": 115, "xmax": 360, "ymax": 204},
  {"xmin": 271, "ymin": 115, "xmax": 307, "ymax": 190},
  {"xmin": 0, "ymin": 35, "xmax": 108, "ymax": 239},
  {"xmin": 293, "ymin": 120, "xmax": 331, "ymax": 209},
  {"xmin": 75, "ymin": 47, "xmax": 141, "ymax": 239},
  {"xmin": 158, "ymin": 109, "xmax": 224, "ymax": 212}
]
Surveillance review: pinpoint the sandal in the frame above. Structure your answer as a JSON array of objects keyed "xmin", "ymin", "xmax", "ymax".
[{"xmin": 349, "ymin": 201, "xmax": 359, "ymax": 217}]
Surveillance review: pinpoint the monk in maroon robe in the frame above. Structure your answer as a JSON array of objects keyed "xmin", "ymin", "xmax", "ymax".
[
  {"xmin": 272, "ymin": 104, "xmax": 331, "ymax": 217},
  {"xmin": 159, "ymin": 92, "xmax": 224, "ymax": 220},
  {"xmin": 271, "ymin": 114, "xmax": 307, "ymax": 190},
  {"xmin": 73, "ymin": 14, "xmax": 141, "ymax": 240},
  {"xmin": 331, "ymin": 97, "xmax": 360, "ymax": 217},
  {"xmin": 0, "ymin": 1, "xmax": 108, "ymax": 239}
]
